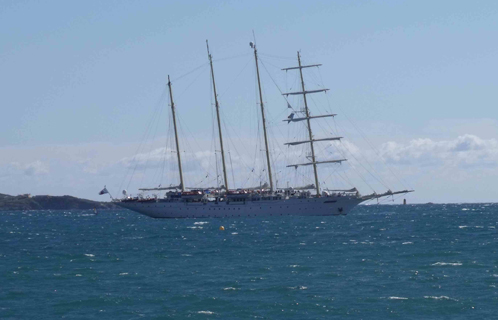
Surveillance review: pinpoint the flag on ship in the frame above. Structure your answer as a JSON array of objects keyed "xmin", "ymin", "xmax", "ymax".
[{"xmin": 99, "ymin": 186, "xmax": 109, "ymax": 195}]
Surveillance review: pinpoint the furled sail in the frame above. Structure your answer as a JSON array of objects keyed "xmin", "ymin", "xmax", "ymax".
[
  {"xmin": 324, "ymin": 188, "xmax": 358, "ymax": 192},
  {"xmin": 284, "ymin": 113, "xmax": 336, "ymax": 123},
  {"xmin": 361, "ymin": 189, "xmax": 414, "ymax": 200},
  {"xmin": 139, "ymin": 184, "xmax": 182, "ymax": 191},
  {"xmin": 245, "ymin": 182, "xmax": 270, "ymax": 190},
  {"xmin": 282, "ymin": 89, "xmax": 329, "ymax": 96},
  {"xmin": 287, "ymin": 159, "xmax": 347, "ymax": 169},
  {"xmin": 283, "ymin": 184, "xmax": 316, "ymax": 190},
  {"xmin": 285, "ymin": 137, "xmax": 342, "ymax": 146},
  {"xmin": 282, "ymin": 64, "xmax": 322, "ymax": 71}
]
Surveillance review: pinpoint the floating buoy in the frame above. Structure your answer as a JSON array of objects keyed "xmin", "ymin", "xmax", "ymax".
[{"xmin": 219, "ymin": 226, "xmax": 225, "ymax": 231}]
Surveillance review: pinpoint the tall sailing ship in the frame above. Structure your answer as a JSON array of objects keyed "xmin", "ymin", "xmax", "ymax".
[{"xmin": 112, "ymin": 41, "xmax": 412, "ymax": 218}]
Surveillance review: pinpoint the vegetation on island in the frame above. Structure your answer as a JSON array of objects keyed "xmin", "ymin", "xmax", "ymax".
[{"xmin": 0, "ymin": 193, "xmax": 117, "ymax": 211}]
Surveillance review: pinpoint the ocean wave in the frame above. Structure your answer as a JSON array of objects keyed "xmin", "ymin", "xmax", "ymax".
[
  {"xmin": 288, "ymin": 286, "xmax": 307, "ymax": 290},
  {"xmin": 193, "ymin": 221, "xmax": 208, "ymax": 225},
  {"xmin": 388, "ymin": 296, "xmax": 408, "ymax": 300},
  {"xmin": 197, "ymin": 311, "xmax": 214, "ymax": 315},
  {"xmin": 424, "ymin": 296, "xmax": 458, "ymax": 301},
  {"xmin": 431, "ymin": 262, "xmax": 462, "ymax": 266}
]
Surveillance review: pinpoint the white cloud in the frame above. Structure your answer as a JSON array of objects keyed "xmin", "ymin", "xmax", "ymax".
[
  {"xmin": 24, "ymin": 160, "xmax": 49, "ymax": 175},
  {"xmin": 1, "ymin": 135, "xmax": 497, "ymax": 203},
  {"xmin": 379, "ymin": 134, "xmax": 498, "ymax": 168},
  {"xmin": 7, "ymin": 160, "xmax": 49, "ymax": 176},
  {"xmin": 120, "ymin": 147, "xmax": 175, "ymax": 168}
]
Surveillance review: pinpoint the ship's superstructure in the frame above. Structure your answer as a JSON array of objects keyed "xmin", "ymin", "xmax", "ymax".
[{"xmin": 113, "ymin": 41, "xmax": 412, "ymax": 218}]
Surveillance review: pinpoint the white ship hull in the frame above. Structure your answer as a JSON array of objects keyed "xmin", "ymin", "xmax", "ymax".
[{"xmin": 115, "ymin": 196, "xmax": 364, "ymax": 219}]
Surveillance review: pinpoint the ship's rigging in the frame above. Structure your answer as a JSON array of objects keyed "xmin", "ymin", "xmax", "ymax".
[{"xmin": 117, "ymin": 41, "xmax": 413, "ymax": 206}]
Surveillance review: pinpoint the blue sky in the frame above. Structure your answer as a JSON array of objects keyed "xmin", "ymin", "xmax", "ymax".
[{"xmin": 1, "ymin": 0, "xmax": 497, "ymax": 203}]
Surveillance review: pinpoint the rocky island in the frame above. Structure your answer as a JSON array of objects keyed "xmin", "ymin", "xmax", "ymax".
[{"xmin": 0, "ymin": 193, "xmax": 117, "ymax": 211}]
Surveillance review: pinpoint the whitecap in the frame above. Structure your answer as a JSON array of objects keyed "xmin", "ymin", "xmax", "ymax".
[
  {"xmin": 84, "ymin": 254, "xmax": 95, "ymax": 257},
  {"xmin": 194, "ymin": 221, "xmax": 208, "ymax": 225},
  {"xmin": 289, "ymin": 265, "xmax": 300, "ymax": 268},
  {"xmin": 424, "ymin": 295, "xmax": 458, "ymax": 301},
  {"xmin": 198, "ymin": 311, "xmax": 214, "ymax": 315},
  {"xmin": 402, "ymin": 242, "xmax": 413, "ymax": 245},
  {"xmin": 458, "ymin": 226, "xmax": 468, "ymax": 229},
  {"xmin": 223, "ymin": 287, "xmax": 239, "ymax": 291},
  {"xmin": 231, "ymin": 232, "xmax": 238, "ymax": 235},
  {"xmin": 119, "ymin": 273, "xmax": 128, "ymax": 276},
  {"xmin": 431, "ymin": 262, "xmax": 462, "ymax": 266},
  {"xmin": 388, "ymin": 296, "xmax": 408, "ymax": 300},
  {"xmin": 288, "ymin": 285, "xmax": 308, "ymax": 290},
  {"xmin": 75, "ymin": 274, "xmax": 82, "ymax": 277}
]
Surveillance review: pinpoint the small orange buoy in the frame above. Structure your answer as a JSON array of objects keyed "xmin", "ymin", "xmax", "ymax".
[{"xmin": 219, "ymin": 226, "xmax": 225, "ymax": 231}]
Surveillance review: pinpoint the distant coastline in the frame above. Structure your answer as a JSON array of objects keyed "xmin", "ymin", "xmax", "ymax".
[{"xmin": 0, "ymin": 193, "xmax": 117, "ymax": 211}]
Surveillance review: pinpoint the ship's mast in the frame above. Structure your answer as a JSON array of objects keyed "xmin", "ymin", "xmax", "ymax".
[
  {"xmin": 298, "ymin": 52, "xmax": 320, "ymax": 196},
  {"xmin": 206, "ymin": 40, "xmax": 229, "ymax": 191},
  {"xmin": 167, "ymin": 75, "xmax": 185, "ymax": 192},
  {"xmin": 282, "ymin": 54, "xmax": 345, "ymax": 196},
  {"xmin": 252, "ymin": 43, "xmax": 274, "ymax": 192}
]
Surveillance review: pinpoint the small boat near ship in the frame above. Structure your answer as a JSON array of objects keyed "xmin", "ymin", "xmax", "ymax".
[{"xmin": 110, "ymin": 40, "xmax": 412, "ymax": 218}]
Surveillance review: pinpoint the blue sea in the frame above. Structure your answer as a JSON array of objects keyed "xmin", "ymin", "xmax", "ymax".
[{"xmin": 1, "ymin": 204, "xmax": 496, "ymax": 319}]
